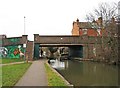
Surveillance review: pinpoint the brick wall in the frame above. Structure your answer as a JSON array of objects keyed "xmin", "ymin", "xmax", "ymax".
[{"xmin": 26, "ymin": 41, "xmax": 34, "ymax": 60}]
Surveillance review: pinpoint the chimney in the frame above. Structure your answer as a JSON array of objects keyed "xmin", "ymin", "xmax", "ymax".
[
  {"xmin": 73, "ymin": 21, "xmax": 75, "ymax": 25},
  {"xmin": 97, "ymin": 17, "xmax": 103, "ymax": 26},
  {"xmin": 76, "ymin": 18, "xmax": 79, "ymax": 23},
  {"xmin": 76, "ymin": 18, "xmax": 79, "ymax": 26}
]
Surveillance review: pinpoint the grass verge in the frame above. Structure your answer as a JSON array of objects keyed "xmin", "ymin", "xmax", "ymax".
[
  {"xmin": 2, "ymin": 63, "xmax": 31, "ymax": 86},
  {"xmin": 2, "ymin": 58, "xmax": 24, "ymax": 64},
  {"xmin": 45, "ymin": 62, "xmax": 67, "ymax": 86},
  {"xmin": 0, "ymin": 59, "xmax": 1, "ymax": 64},
  {"xmin": 0, "ymin": 66, "xmax": 2, "ymax": 87}
]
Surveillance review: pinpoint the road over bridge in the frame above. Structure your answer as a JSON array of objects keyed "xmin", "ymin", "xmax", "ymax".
[
  {"xmin": 33, "ymin": 34, "xmax": 105, "ymax": 59},
  {"xmin": 1, "ymin": 34, "xmax": 114, "ymax": 60},
  {"xmin": 34, "ymin": 34, "xmax": 102, "ymax": 45}
]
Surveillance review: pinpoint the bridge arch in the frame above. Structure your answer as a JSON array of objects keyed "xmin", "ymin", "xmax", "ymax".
[{"xmin": 34, "ymin": 44, "xmax": 84, "ymax": 59}]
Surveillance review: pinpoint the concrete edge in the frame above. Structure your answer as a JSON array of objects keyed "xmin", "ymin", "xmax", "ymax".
[
  {"xmin": 45, "ymin": 60, "xmax": 74, "ymax": 87},
  {"xmin": 2, "ymin": 61, "xmax": 33, "ymax": 66}
]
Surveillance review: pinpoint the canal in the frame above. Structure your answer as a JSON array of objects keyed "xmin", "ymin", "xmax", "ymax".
[{"xmin": 50, "ymin": 59, "xmax": 119, "ymax": 86}]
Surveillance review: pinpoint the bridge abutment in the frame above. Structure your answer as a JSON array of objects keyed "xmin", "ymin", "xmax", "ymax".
[{"xmin": 34, "ymin": 44, "xmax": 40, "ymax": 59}]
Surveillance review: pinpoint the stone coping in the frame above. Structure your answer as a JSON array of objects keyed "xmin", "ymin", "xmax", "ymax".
[{"xmin": 1, "ymin": 61, "xmax": 33, "ymax": 66}]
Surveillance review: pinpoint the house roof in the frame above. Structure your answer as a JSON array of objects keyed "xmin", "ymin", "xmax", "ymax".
[
  {"xmin": 77, "ymin": 22, "xmax": 100, "ymax": 29},
  {"xmin": 78, "ymin": 22, "xmax": 91, "ymax": 29},
  {"xmin": 73, "ymin": 18, "xmax": 103, "ymax": 29},
  {"xmin": 78, "ymin": 22, "xmax": 92, "ymax": 29}
]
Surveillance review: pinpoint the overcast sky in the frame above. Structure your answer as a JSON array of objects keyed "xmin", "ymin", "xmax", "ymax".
[{"xmin": 0, "ymin": 0, "xmax": 119, "ymax": 40}]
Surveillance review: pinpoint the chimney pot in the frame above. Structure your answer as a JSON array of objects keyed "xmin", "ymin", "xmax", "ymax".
[{"xmin": 76, "ymin": 18, "xmax": 79, "ymax": 22}]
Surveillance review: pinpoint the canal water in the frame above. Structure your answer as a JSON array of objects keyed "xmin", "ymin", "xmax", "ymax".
[{"xmin": 50, "ymin": 59, "xmax": 119, "ymax": 86}]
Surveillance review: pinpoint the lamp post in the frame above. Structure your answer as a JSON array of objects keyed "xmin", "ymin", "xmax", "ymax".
[
  {"xmin": 23, "ymin": 16, "xmax": 27, "ymax": 62},
  {"xmin": 24, "ymin": 16, "xmax": 26, "ymax": 35}
]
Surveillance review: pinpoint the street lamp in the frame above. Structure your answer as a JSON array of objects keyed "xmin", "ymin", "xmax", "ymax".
[{"xmin": 24, "ymin": 16, "xmax": 26, "ymax": 35}]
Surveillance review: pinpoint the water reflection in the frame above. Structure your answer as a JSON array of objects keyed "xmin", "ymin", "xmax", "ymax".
[
  {"xmin": 49, "ymin": 59, "xmax": 119, "ymax": 86},
  {"xmin": 50, "ymin": 59, "xmax": 69, "ymax": 70}
]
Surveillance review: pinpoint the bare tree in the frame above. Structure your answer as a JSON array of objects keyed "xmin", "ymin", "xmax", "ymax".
[
  {"xmin": 86, "ymin": 2, "xmax": 118, "ymax": 23},
  {"xmin": 86, "ymin": 2, "xmax": 118, "ymax": 64}
]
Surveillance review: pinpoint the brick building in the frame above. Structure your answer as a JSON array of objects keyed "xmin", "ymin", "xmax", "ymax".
[{"xmin": 71, "ymin": 17, "xmax": 107, "ymax": 36}]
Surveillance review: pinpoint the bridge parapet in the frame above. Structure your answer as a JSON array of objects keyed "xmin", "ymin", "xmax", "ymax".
[
  {"xmin": 2, "ymin": 35, "xmax": 28, "ymax": 46},
  {"xmin": 34, "ymin": 34, "xmax": 104, "ymax": 44}
]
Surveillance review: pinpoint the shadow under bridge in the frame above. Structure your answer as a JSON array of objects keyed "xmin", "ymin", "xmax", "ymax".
[{"xmin": 34, "ymin": 34, "xmax": 85, "ymax": 59}]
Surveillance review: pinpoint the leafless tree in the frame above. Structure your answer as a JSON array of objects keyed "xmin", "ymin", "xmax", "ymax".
[
  {"xmin": 86, "ymin": 2, "xmax": 118, "ymax": 64},
  {"xmin": 86, "ymin": 2, "xmax": 118, "ymax": 23}
]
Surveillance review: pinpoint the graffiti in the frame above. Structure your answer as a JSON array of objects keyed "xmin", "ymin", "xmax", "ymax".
[
  {"xmin": 9, "ymin": 38, "xmax": 20, "ymax": 43},
  {"xmin": 0, "ymin": 40, "xmax": 2, "ymax": 45},
  {"xmin": 13, "ymin": 48, "xmax": 20, "ymax": 56},
  {"xmin": 18, "ymin": 45, "xmax": 24, "ymax": 58},
  {"xmin": 0, "ymin": 47, "xmax": 8, "ymax": 58},
  {"xmin": 0, "ymin": 45, "xmax": 25, "ymax": 58}
]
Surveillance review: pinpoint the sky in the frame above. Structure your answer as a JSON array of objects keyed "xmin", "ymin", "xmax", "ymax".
[{"xmin": 0, "ymin": 0, "xmax": 119, "ymax": 41}]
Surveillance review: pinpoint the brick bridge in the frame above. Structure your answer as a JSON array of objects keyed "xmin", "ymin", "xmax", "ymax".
[
  {"xmin": 34, "ymin": 34, "xmax": 105, "ymax": 59},
  {"xmin": 34, "ymin": 34, "xmax": 102, "ymax": 45},
  {"xmin": 1, "ymin": 34, "xmax": 111, "ymax": 60},
  {"xmin": 0, "ymin": 35, "xmax": 34, "ymax": 60}
]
